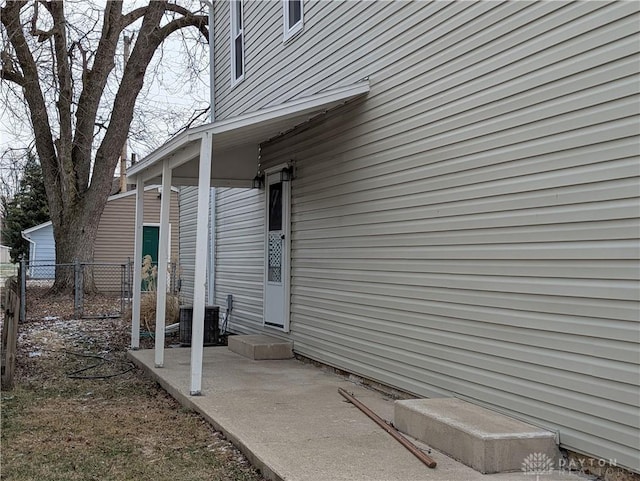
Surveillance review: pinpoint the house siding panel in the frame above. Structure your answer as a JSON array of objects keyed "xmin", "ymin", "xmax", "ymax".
[
  {"xmin": 211, "ymin": 0, "xmax": 640, "ymax": 471},
  {"xmin": 26, "ymin": 224, "xmax": 56, "ymax": 278},
  {"xmin": 179, "ymin": 186, "xmax": 198, "ymax": 304},
  {"xmin": 94, "ymin": 189, "xmax": 179, "ymax": 266},
  {"xmin": 214, "ymin": 187, "xmax": 265, "ymax": 334},
  {"xmin": 94, "ymin": 189, "xmax": 179, "ymax": 295}
]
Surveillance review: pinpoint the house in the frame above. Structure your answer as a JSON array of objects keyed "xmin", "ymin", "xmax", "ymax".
[
  {"xmin": 126, "ymin": 0, "xmax": 640, "ymax": 473},
  {"xmin": 0, "ymin": 245, "xmax": 11, "ymax": 264},
  {"xmin": 21, "ymin": 221, "xmax": 55, "ymax": 278},
  {"xmin": 22, "ymin": 185, "xmax": 180, "ymax": 287}
]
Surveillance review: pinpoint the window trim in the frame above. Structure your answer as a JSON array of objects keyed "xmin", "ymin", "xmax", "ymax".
[
  {"xmin": 230, "ymin": 0, "xmax": 245, "ymax": 86},
  {"xmin": 282, "ymin": 0, "xmax": 303, "ymax": 42}
]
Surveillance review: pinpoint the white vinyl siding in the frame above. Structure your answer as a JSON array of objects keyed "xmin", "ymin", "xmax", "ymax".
[
  {"xmin": 179, "ymin": 187, "xmax": 198, "ymax": 304},
  {"xmin": 211, "ymin": 0, "xmax": 640, "ymax": 471},
  {"xmin": 179, "ymin": 187, "xmax": 215, "ymax": 305},
  {"xmin": 25, "ymin": 224, "xmax": 55, "ymax": 279},
  {"xmin": 214, "ymin": 188, "xmax": 265, "ymax": 334}
]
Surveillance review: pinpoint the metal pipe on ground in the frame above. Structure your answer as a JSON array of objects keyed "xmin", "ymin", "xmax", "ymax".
[{"xmin": 338, "ymin": 388, "xmax": 437, "ymax": 469}]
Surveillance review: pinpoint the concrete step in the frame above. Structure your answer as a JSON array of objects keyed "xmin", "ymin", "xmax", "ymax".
[
  {"xmin": 228, "ymin": 334, "xmax": 293, "ymax": 360},
  {"xmin": 394, "ymin": 398, "xmax": 558, "ymax": 474}
]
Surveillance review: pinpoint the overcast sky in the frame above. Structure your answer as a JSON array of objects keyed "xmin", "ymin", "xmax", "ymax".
[{"xmin": 0, "ymin": 1, "xmax": 211, "ymax": 178}]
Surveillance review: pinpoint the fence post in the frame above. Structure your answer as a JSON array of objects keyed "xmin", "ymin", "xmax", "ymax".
[
  {"xmin": 19, "ymin": 257, "xmax": 26, "ymax": 323},
  {"xmin": 121, "ymin": 262, "xmax": 127, "ymax": 317},
  {"xmin": 74, "ymin": 259, "xmax": 83, "ymax": 318},
  {"xmin": 1, "ymin": 277, "xmax": 20, "ymax": 388}
]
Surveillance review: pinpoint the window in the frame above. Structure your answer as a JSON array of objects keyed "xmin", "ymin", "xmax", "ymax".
[
  {"xmin": 283, "ymin": 0, "xmax": 303, "ymax": 41},
  {"xmin": 230, "ymin": 0, "xmax": 244, "ymax": 84}
]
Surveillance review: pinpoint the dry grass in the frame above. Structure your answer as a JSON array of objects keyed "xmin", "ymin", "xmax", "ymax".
[
  {"xmin": 120, "ymin": 291, "xmax": 180, "ymax": 334},
  {"xmin": 138, "ymin": 291, "xmax": 180, "ymax": 331},
  {"xmin": 1, "ymin": 296, "xmax": 265, "ymax": 481}
]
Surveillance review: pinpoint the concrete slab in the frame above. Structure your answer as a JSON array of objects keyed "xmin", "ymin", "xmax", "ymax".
[
  {"xmin": 128, "ymin": 347, "xmax": 583, "ymax": 481},
  {"xmin": 228, "ymin": 334, "xmax": 293, "ymax": 360},
  {"xmin": 394, "ymin": 398, "xmax": 559, "ymax": 474}
]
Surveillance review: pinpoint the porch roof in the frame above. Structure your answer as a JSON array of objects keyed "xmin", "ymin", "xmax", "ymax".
[{"xmin": 127, "ymin": 81, "xmax": 370, "ymax": 187}]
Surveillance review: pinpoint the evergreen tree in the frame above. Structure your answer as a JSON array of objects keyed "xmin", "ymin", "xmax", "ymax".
[{"xmin": 1, "ymin": 153, "xmax": 50, "ymax": 263}]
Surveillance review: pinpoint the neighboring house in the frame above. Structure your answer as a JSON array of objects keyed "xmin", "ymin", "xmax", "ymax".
[
  {"xmin": 128, "ymin": 1, "xmax": 640, "ymax": 472},
  {"xmin": 22, "ymin": 186, "xmax": 180, "ymax": 286},
  {"xmin": 0, "ymin": 245, "xmax": 12, "ymax": 264},
  {"xmin": 21, "ymin": 221, "xmax": 55, "ymax": 278}
]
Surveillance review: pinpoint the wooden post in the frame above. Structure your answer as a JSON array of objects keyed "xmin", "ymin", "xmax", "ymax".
[{"xmin": 2, "ymin": 278, "xmax": 20, "ymax": 388}]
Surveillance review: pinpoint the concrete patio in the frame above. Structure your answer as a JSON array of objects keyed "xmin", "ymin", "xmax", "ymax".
[{"xmin": 128, "ymin": 346, "xmax": 584, "ymax": 481}]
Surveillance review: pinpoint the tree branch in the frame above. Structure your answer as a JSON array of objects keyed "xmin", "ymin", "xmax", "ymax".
[
  {"xmin": 0, "ymin": 1, "xmax": 61, "ymax": 220},
  {"xmin": 89, "ymin": 0, "xmax": 208, "ymax": 208},
  {"xmin": 121, "ymin": 6, "xmax": 148, "ymax": 29},
  {"xmin": 1, "ymin": 49, "xmax": 25, "ymax": 86},
  {"xmin": 158, "ymin": 10, "xmax": 209, "ymax": 41},
  {"xmin": 0, "ymin": 68, "xmax": 25, "ymax": 86},
  {"xmin": 50, "ymin": 1, "xmax": 76, "ymax": 201},
  {"xmin": 30, "ymin": 0, "xmax": 55, "ymax": 42},
  {"xmin": 72, "ymin": 1, "xmax": 123, "ymax": 194}
]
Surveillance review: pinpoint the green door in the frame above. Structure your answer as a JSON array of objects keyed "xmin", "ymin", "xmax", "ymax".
[{"xmin": 141, "ymin": 226, "xmax": 159, "ymax": 291}]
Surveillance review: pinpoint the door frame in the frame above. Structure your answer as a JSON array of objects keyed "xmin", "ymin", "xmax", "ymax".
[
  {"xmin": 142, "ymin": 223, "xmax": 172, "ymax": 263},
  {"xmin": 263, "ymin": 164, "xmax": 291, "ymax": 332}
]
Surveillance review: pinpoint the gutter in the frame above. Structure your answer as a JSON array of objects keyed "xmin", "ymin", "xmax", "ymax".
[{"xmin": 20, "ymin": 230, "xmax": 36, "ymax": 273}]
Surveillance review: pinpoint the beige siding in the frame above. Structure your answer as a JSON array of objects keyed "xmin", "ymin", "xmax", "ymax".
[
  {"xmin": 214, "ymin": 187, "xmax": 265, "ymax": 334},
  {"xmin": 211, "ymin": 0, "xmax": 640, "ymax": 471},
  {"xmin": 216, "ymin": 2, "xmax": 640, "ymax": 470},
  {"xmin": 94, "ymin": 188, "xmax": 179, "ymax": 265}
]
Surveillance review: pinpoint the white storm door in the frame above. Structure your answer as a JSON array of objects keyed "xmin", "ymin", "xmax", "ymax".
[{"xmin": 264, "ymin": 171, "xmax": 290, "ymax": 331}]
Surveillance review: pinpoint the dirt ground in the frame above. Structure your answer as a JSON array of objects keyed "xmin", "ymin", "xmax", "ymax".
[{"xmin": 1, "ymin": 291, "xmax": 266, "ymax": 481}]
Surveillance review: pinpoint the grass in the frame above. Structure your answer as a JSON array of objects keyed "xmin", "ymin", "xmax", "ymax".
[{"xmin": 1, "ymin": 306, "xmax": 265, "ymax": 481}]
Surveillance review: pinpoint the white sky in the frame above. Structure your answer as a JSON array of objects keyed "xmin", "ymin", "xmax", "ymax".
[{"xmin": 0, "ymin": 1, "xmax": 211, "ymax": 177}]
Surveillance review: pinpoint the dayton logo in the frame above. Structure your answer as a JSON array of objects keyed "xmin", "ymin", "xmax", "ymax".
[{"xmin": 522, "ymin": 452, "xmax": 555, "ymax": 480}]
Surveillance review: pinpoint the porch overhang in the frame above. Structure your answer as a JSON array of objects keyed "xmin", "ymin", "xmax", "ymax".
[{"xmin": 127, "ymin": 81, "xmax": 370, "ymax": 187}]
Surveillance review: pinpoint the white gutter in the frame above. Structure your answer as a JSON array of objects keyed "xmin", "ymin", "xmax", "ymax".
[
  {"xmin": 200, "ymin": 0, "xmax": 215, "ymax": 123},
  {"xmin": 207, "ymin": 1, "xmax": 216, "ymax": 305},
  {"xmin": 208, "ymin": 187, "xmax": 216, "ymax": 304},
  {"xmin": 20, "ymin": 230, "xmax": 36, "ymax": 273},
  {"xmin": 200, "ymin": 0, "xmax": 217, "ymax": 308}
]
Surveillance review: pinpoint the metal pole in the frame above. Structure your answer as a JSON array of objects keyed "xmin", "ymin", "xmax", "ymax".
[
  {"xmin": 120, "ymin": 263, "xmax": 126, "ymax": 318},
  {"xmin": 74, "ymin": 259, "xmax": 83, "ymax": 318},
  {"xmin": 338, "ymin": 388, "xmax": 437, "ymax": 469},
  {"xmin": 131, "ymin": 179, "xmax": 144, "ymax": 350}
]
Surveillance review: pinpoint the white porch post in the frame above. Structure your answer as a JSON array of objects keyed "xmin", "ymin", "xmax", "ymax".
[
  {"xmin": 190, "ymin": 132, "xmax": 213, "ymax": 395},
  {"xmin": 154, "ymin": 160, "xmax": 172, "ymax": 367},
  {"xmin": 130, "ymin": 178, "xmax": 144, "ymax": 349}
]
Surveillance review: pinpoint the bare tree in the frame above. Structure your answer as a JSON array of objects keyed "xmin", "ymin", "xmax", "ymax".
[{"xmin": 1, "ymin": 1, "xmax": 208, "ymax": 292}]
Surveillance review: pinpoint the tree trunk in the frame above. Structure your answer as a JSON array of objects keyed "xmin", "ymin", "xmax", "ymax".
[
  {"xmin": 1, "ymin": 1, "xmax": 210, "ymax": 298},
  {"xmin": 50, "ymin": 204, "xmax": 102, "ymax": 294}
]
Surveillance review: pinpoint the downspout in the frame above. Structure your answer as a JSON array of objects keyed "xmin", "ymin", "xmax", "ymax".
[
  {"xmin": 201, "ymin": 0, "xmax": 217, "ymax": 306},
  {"xmin": 208, "ymin": 189, "xmax": 216, "ymax": 304},
  {"xmin": 20, "ymin": 231, "xmax": 36, "ymax": 276},
  {"xmin": 200, "ymin": 0, "xmax": 215, "ymax": 123}
]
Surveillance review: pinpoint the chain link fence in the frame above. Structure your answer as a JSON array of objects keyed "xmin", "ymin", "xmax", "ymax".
[{"xmin": 18, "ymin": 259, "xmax": 180, "ymax": 321}]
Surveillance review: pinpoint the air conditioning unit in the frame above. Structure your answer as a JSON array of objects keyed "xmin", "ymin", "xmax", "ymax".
[{"xmin": 179, "ymin": 306, "xmax": 220, "ymax": 346}]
